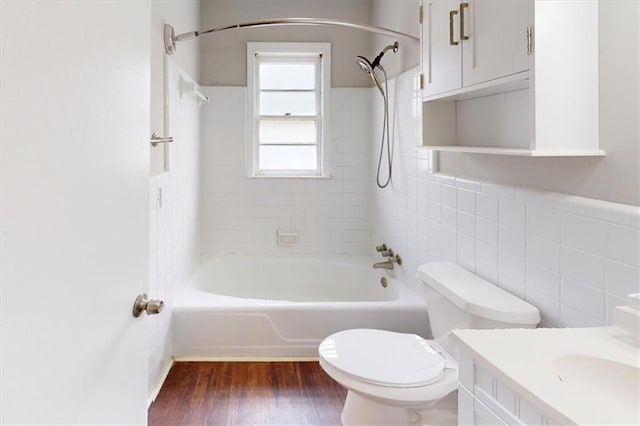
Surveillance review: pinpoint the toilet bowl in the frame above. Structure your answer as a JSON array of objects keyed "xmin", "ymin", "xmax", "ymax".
[
  {"xmin": 318, "ymin": 262, "xmax": 541, "ymax": 425},
  {"xmin": 319, "ymin": 329, "xmax": 459, "ymax": 425}
]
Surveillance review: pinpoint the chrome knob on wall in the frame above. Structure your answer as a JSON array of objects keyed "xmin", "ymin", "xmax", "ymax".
[
  {"xmin": 375, "ymin": 243, "xmax": 387, "ymax": 252},
  {"xmin": 132, "ymin": 293, "xmax": 164, "ymax": 318}
]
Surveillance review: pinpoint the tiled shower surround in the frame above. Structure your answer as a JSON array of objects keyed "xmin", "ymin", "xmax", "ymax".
[
  {"xmin": 373, "ymin": 68, "xmax": 640, "ymax": 328},
  {"xmin": 200, "ymin": 86, "xmax": 373, "ymax": 257},
  {"xmin": 148, "ymin": 59, "xmax": 201, "ymax": 399},
  {"xmin": 197, "ymin": 68, "xmax": 638, "ymax": 329}
]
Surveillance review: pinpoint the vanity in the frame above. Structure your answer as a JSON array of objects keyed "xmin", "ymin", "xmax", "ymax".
[{"xmin": 452, "ymin": 306, "xmax": 640, "ymax": 425}]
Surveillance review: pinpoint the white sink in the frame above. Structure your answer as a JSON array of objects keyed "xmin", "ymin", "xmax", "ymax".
[
  {"xmin": 554, "ymin": 354, "xmax": 640, "ymax": 423},
  {"xmin": 453, "ymin": 325, "xmax": 640, "ymax": 425}
]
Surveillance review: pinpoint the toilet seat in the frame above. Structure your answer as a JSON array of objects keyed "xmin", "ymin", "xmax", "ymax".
[
  {"xmin": 319, "ymin": 329, "xmax": 459, "ymax": 408},
  {"xmin": 319, "ymin": 329, "xmax": 445, "ymax": 388}
]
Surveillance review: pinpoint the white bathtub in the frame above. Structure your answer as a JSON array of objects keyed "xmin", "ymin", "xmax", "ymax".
[{"xmin": 172, "ymin": 257, "xmax": 429, "ymax": 358}]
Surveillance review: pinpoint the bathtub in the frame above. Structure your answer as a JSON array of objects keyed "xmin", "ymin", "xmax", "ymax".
[{"xmin": 172, "ymin": 257, "xmax": 429, "ymax": 358}]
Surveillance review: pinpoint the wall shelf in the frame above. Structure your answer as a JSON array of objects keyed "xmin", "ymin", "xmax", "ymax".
[
  {"xmin": 422, "ymin": 71, "xmax": 530, "ymax": 103},
  {"xmin": 420, "ymin": 145, "xmax": 606, "ymax": 157},
  {"xmin": 179, "ymin": 75, "xmax": 209, "ymax": 103}
]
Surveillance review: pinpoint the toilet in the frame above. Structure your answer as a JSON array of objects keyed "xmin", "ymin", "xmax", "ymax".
[{"xmin": 318, "ymin": 262, "xmax": 541, "ymax": 425}]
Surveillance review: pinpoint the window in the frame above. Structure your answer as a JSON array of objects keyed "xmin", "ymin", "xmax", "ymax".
[{"xmin": 247, "ymin": 42, "xmax": 331, "ymax": 177}]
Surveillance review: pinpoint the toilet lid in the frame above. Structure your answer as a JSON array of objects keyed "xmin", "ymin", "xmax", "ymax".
[{"xmin": 319, "ymin": 329, "xmax": 445, "ymax": 388}]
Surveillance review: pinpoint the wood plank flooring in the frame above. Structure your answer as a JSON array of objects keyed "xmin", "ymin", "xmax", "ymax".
[{"xmin": 148, "ymin": 362, "xmax": 347, "ymax": 426}]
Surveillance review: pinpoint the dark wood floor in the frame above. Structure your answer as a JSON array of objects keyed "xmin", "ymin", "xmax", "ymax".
[{"xmin": 148, "ymin": 362, "xmax": 347, "ymax": 426}]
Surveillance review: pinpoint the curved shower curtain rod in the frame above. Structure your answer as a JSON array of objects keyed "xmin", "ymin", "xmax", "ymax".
[{"xmin": 164, "ymin": 18, "xmax": 419, "ymax": 55}]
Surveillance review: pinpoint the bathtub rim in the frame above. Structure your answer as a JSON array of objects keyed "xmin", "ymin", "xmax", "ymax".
[
  {"xmin": 178, "ymin": 255, "xmax": 425, "ymax": 307},
  {"xmin": 171, "ymin": 256, "xmax": 430, "ymax": 360}
]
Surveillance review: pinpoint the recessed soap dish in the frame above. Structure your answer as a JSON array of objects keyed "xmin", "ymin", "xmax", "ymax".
[{"xmin": 277, "ymin": 229, "xmax": 299, "ymax": 246}]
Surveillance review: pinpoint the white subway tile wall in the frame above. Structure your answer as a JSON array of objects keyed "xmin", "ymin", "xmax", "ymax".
[
  {"xmin": 145, "ymin": 60, "xmax": 638, "ymax": 402},
  {"xmin": 199, "ymin": 87, "xmax": 372, "ymax": 257},
  {"xmin": 176, "ymin": 66, "xmax": 638, "ymax": 348},
  {"xmin": 148, "ymin": 59, "xmax": 202, "ymax": 397},
  {"xmin": 372, "ymin": 67, "xmax": 640, "ymax": 328}
]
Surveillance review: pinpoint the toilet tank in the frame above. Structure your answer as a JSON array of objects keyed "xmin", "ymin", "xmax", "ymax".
[{"xmin": 418, "ymin": 262, "xmax": 540, "ymax": 354}]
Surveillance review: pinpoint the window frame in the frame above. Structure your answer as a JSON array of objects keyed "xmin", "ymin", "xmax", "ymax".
[{"xmin": 246, "ymin": 42, "xmax": 331, "ymax": 178}]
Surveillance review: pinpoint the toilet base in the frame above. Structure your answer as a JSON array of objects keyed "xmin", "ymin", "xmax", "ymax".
[{"xmin": 341, "ymin": 390, "xmax": 458, "ymax": 426}]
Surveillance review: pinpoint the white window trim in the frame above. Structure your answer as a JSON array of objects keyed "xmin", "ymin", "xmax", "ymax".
[{"xmin": 246, "ymin": 42, "xmax": 331, "ymax": 178}]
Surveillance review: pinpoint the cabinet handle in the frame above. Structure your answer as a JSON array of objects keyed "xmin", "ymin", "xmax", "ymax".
[
  {"xmin": 460, "ymin": 2, "xmax": 469, "ymax": 40},
  {"xmin": 449, "ymin": 10, "xmax": 459, "ymax": 46}
]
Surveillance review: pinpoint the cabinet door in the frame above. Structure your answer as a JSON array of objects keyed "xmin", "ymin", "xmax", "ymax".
[
  {"xmin": 422, "ymin": 0, "xmax": 463, "ymax": 97},
  {"xmin": 462, "ymin": 0, "xmax": 531, "ymax": 87},
  {"xmin": 459, "ymin": 386, "xmax": 509, "ymax": 426}
]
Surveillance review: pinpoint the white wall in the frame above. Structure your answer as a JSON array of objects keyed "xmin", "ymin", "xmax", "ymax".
[
  {"xmin": 151, "ymin": 0, "xmax": 200, "ymax": 175},
  {"xmin": 148, "ymin": 0, "xmax": 201, "ymax": 403},
  {"xmin": 370, "ymin": 69, "xmax": 425, "ymax": 295},
  {"xmin": 200, "ymin": 87, "xmax": 372, "ymax": 257},
  {"xmin": 198, "ymin": 0, "xmax": 373, "ymax": 87},
  {"xmin": 371, "ymin": 0, "xmax": 421, "ymax": 79},
  {"xmin": 374, "ymin": 68, "xmax": 640, "ymax": 329},
  {"xmin": 370, "ymin": 0, "xmax": 640, "ymax": 330},
  {"xmin": 148, "ymin": 59, "xmax": 202, "ymax": 402}
]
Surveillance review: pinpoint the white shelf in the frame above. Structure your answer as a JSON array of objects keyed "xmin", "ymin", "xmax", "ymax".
[
  {"xmin": 423, "ymin": 71, "xmax": 530, "ymax": 103},
  {"xmin": 179, "ymin": 75, "xmax": 209, "ymax": 103},
  {"xmin": 421, "ymin": 145, "xmax": 606, "ymax": 157}
]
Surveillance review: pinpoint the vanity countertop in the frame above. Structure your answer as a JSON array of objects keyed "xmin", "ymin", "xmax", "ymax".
[{"xmin": 451, "ymin": 326, "xmax": 640, "ymax": 425}]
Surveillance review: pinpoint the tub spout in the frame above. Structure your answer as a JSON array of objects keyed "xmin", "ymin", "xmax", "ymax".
[
  {"xmin": 373, "ymin": 254, "xmax": 402, "ymax": 270},
  {"xmin": 373, "ymin": 260, "xmax": 394, "ymax": 270}
]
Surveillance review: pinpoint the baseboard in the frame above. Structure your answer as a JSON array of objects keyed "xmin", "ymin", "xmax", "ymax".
[
  {"xmin": 147, "ymin": 358, "xmax": 174, "ymax": 408},
  {"xmin": 172, "ymin": 356, "xmax": 320, "ymax": 362}
]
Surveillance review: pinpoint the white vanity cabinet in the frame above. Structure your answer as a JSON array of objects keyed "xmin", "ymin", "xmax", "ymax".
[
  {"xmin": 422, "ymin": 0, "xmax": 530, "ymax": 98},
  {"xmin": 420, "ymin": 0, "xmax": 604, "ymax": 157},
  {"xmin": 458, "ymin": 353, "xmax": 558, "ymax": 426}
]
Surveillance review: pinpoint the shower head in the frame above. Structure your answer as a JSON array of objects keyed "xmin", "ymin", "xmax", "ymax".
[
  {"xmin": 355, "ymin": 55, "xmax": 385, "ymax": 95},
  {"xmin": 355, "ymin": 55, "xmax": 374, "ymax": 74},
  {"xmin": 355, "ymin": 44, "xmax": 398, "ymax": 189},
  {"xmin": 354, "ymin": 41, "xmax": 398, "ymax": 96}
]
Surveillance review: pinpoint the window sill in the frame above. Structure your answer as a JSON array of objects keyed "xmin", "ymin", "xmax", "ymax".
[{"xmin": 247, "ymin": 174, "xmax": 332, "ymax": 180}]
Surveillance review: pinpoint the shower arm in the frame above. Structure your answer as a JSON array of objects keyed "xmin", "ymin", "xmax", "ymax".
[{"xmin": 164, "ymin": 18, "xmax": 419, "ymax": 55}]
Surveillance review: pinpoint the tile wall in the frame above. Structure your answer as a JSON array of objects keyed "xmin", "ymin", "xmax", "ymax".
[
  {"xmin": 148, "ymin": 58, "xmax": 202, "ymax": 400},
  {"xmin": 199, "ymin": 87, "xmax": 373, "ymax": 257},
  {"xmin": 373, "ymin": 67, "xmax": 640, "ymax": 328},
  {"xmin": 191, "ymin": 66, "xmax": 638, "ymax": 331},
  {"xmin": 369, "ymin": 68, "xmax": 425, "ymax": 294}
]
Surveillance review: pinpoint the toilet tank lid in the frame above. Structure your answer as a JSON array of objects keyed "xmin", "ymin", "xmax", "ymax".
[{"xmin": 418, "ymin": 262, "xmax": 540, "ymax": 325}]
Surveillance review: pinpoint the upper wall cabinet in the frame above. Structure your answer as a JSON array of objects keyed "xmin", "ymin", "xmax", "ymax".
[
  {"xmin": 420, "ymin": 0, "xmax": 605, "ymax": 157},
  {"xmin": 461, "ymin": 1, "xmax": 530, "ymax": 88},
  {"xmin": 422, "ymin": 0, "xmax": 530, "ymax": 98},
  {"xmin": 422, "ymin": 0, "xmax": 463, "ymax": 96}
]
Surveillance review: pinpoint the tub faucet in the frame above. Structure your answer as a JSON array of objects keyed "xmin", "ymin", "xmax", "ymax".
[
  {"xmin": 373, "ymin": 254, "xmax": 403, "ymax": 270},
  {"xmin": 376, "ymin": 243, "xmax": 394, "ymax": 257},
  {"xmin": 380, "ymin": 248, "xmax": 395, "ymax": 257}
]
